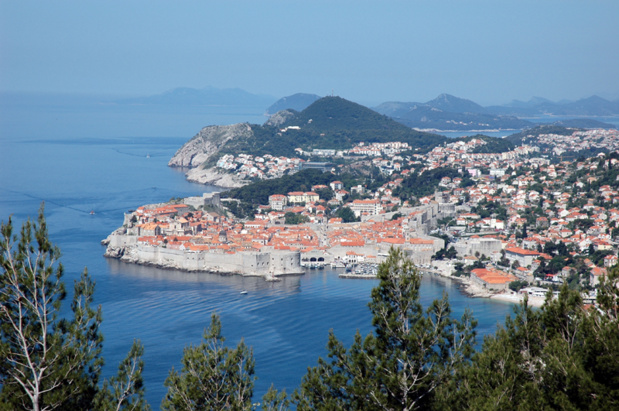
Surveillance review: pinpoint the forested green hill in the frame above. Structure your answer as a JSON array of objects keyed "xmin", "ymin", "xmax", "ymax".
[{"xmin": 200, "ymin": 96, "xmax": 447, "ymax": 163}]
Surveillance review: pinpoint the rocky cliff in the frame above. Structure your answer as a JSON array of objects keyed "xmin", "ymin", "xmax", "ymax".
[
  {"xmin": 168, "ymin": 123, "xmax": 253, "ymax": 168},
  {"xmin": 263, "ymin": 109, "xmax": 295, "ymax": 127},
  {"xmin": 184, "ymin": 166, "xmax": 247, "ymax": 188}
]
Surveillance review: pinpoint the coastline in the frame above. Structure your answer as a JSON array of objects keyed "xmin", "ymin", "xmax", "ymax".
[
  {"xmin": 102, "ymin": 230, "xmax": 305, "ymax": 279},
  {"xmin": 490, "ymin": 292, "xmax": 545, "ymax": 307},
  {"xmin": 104, "ymin": 254, "xmax": 304, "ymax": 280},
  {"xmin": 413, "ymin": 128, "xmax": 520, "ymax": 133},
  {"xmin": 184, "ymin": 166, "xmax": 248, "ymax": 188},
  {"xmin": 424, "ymin": 268, "xmax": 545, "ymax": 308},
  {"xmin": 339, "ymin": 273, "xmax": 378, "ymax": 279}
]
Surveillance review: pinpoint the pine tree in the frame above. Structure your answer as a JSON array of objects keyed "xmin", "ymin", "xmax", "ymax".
[
  {"xmin": 442, "ymin": 275, "xmax": 619, "ymax": 410},
  {"xmin": 294, "ymin": 247, "xmax": 477, "ymax": 410},
  {"xmin": 261, "ymin": 385, "xmax": 290, "ymax": 411},
  {"xmin": 94, "ymin": 340, "xmax": 150, "ymax": 411},
  {"xmin": 161, "ymin": 313, "xmax": 255, "ymax": 410},
  {"xmin": 0, "ymin": 205, "xmax": 104, "ymax": 410}
]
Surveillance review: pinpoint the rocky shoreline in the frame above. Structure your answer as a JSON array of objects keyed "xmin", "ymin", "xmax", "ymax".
[
  {"xmin": 102, "ymin": 228, "xmax": 304, "ymax": 279},
  {"xmin": 339, "ymin": 273, "xmax": 378, "ymax": 279},
  {"xmin": 184, "ymin": 166, "xmax": 247, "ymax": 188},
  {"xmin": 167, "ymin": 123, "xmax": 254, "ymax": 188},
  {"xmin": 425, "ymin": 269, "xmax": 545, "ymax": 307},
  {"xmin": 104, "ymin": 253, "xmax": 302, "ymax": 279}
]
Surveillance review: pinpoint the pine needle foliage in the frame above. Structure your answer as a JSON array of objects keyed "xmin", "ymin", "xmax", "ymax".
[
  {"xmin": 161, "ymin": 313, "xmax": 255, "ymax": 410},
  {"xmin": 0, "ymin": 205, "xmax": 103, "ymax": 410},
  {"xmin": 294, "ymin": 247, "xmax": 477, "ymax": 410}
]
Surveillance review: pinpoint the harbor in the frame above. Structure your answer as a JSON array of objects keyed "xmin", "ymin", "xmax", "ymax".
[{"xmin": 339, "ymin": 263, "xmax": 379, "ymax": 279}]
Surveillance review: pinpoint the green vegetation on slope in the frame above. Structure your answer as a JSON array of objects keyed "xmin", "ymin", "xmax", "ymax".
[
  {"xmin": 394, "ymin": 167, "xmax": 474, "ymax": 199},
  {"xmin": 506, "ymin": 124, "xmax": 577, "ymax": 145},
  {"xmin": 5, "ymin": 209, "xmax": 618, "ymax": 410},
  {"xmin": 204, "ymin": 96, "xmax": 448, "ymax": 162},
  {"xmin": 224, "ymin": 169, "xmax": 355, "ymax": 206},
  {"xmin": 454, "ymin": 134, "xmax": 515, "ymax": 153}
]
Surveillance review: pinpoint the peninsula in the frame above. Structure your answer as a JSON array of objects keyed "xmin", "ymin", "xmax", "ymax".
[
  {"xmin": 107, "ymin": 95, "xmax": 619, "ymax": 307},
  {"xmin": 102, "ymin": 194, "xmax": 303, "ymax": 278},
  {"xmin": 102, "ymin": 191, "xmax": 446, "ymax": 280}
]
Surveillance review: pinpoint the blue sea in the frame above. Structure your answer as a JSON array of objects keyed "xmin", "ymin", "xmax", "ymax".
[
  {"xmin": 1, "ymin": 102, "xmax": 519, "ymax": 408},
  {"xmin": 438, "ymin": 116, "xmax": 619, "ymax": 139}
]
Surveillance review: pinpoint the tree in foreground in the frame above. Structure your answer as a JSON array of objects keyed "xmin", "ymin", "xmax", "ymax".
[
  {"xmin": 161, "ymin": 313, "xmax": 255, "ymax": 410},
  {"xmin": 293, "ymin": 247, "xmax": 477, "ymax": 410},
  {"xmin": 438, "ymin": 269, "xmax": 619, "ymax": 410},
  {"xmin": 261, "ymin": 385, "xmax": 290, "ymax": 411},
  {"xmin": 0, "ymin": 205, "xmax": 149, "ymax": 411},
  {"xmin": 94, "ymin": 339, "xmax": 150, "ymax": 411},
  {"xmin": 0, "ymin": 206, "xmax": 104, "ymax": 410}
]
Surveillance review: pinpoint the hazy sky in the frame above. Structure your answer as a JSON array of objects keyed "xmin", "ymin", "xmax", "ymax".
[{"xmin": 1, "ymin": 0, "xmax": 618, "ymax": 105}]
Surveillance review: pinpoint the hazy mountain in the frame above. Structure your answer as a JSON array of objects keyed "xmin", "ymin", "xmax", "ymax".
[
  {"xmin": 505, "ymin": 96, "xmax": 555, "ymax": 108},
  {"xmin": 171, "ymin": 96, "xmax": 448, "ymax": 171},
  {"xmin": 118, "ymin": 86, "xmax": 275, "ymax": 107},
  {"xmin": 282, "ymin": 96, "xmax": 414, "ymax": 133},
  {"xmin": 487, "ymin": 95, "xmax": 619, "ymax": 117},
  {"xmin": 374, "ymin": 93, "xmax": 619, "ymax": 130},
  {"xmin": 374, "ymin": 95, "xmax": 531, "ymax": 131},
  {"xmin": 425, "ymin": 93, "xmax": 487, "ymax": 114},
  {"xmin": 266, "ymin": 93, "xmax": 321, "ymax": 115},
  {"xmin": 556, "ymin": 95, "xmax": 619, "ymax": 116},
  {"xmin": 550, "ymin": 118, "xmax": 616, "ymax": 129}
]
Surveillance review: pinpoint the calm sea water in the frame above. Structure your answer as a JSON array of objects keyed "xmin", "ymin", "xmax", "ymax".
[
  {"xmin": 435, "ymin": 116, "xmax": 619, "ymax": 139},
  {"xmin": 1, "ymin": 106, "xmax": 520, "ymax": 408}
]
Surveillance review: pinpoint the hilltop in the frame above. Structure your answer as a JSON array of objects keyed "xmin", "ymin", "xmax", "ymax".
[
  {"xmin": 374, "ymin": 94, "xmax": 533, "ymax": 131},
  {"xmin": 169, "ymin": 96, "xmax": 447, "ymax": 186},
  {"xmin": 272, "ymin": 97, "xmax": 445, "ymax": 151},
  {"xmin": 487, "ymin": 94, "xmax": 619, "ymax": 117},
  {"xmin": 373, "ymin": 93, "xmax": 619, "ymax": 131},
  {"xmin": 117, "ymin": 86, "xmax": 275, "ymax": 107},
  {"xmin": 265, "ymin": 93, "xmax": 321, "ymax": 115}
]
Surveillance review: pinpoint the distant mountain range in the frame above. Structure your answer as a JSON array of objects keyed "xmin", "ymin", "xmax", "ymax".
[
  {"xmin": 268, "ymin": 92, "xmax": 618, "ymax": 131},
  {"xmin": 373, "ymin": 95, "xmax": 532, "ymax": 131},
  {"xmin": 487, "ymin": 95, "xmax": 619, "ymax": 117},
  {"xmin": 265, "ymin": 93, "xmax": 321, "ymax": 115},
  {"xmin": 3, "ymin": 87, "xmax": 618, "ymax": 133},
  {"xmin": 372, "ymin": 94, "xmax": 619, "ymax": 131}
]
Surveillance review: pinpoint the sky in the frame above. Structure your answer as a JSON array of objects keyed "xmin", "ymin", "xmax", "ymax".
[{"xmin": 1, "ymin": 0, "xmax": 618, "ymax": 106}]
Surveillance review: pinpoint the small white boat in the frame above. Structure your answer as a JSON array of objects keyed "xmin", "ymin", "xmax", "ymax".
[{"xmin": 240, "ymin": 290, "xmax": 248, "ymax": 295}]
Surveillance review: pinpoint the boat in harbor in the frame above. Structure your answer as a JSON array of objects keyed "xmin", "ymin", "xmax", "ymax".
[{"xmin": 339, "ymin": 263, "xmax": 378, "ymax": 279}]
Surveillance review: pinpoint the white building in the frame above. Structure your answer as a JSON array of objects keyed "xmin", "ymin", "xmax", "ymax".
[
  {"xmin": 268, "ymin": 194, "xmax": 287, "ymax": 211},
  {"xmin": 350, "ymin": 199, "xmax": 382, "ymax": 218}
]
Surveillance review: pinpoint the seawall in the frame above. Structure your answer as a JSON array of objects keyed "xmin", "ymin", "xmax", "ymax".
[{"xmin": 104, "ymin": 233, "xmax": 304, "ymax": 278}]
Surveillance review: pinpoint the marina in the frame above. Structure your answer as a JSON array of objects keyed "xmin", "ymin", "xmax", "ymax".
[{"xmin": 339, "ymin": 263, "xmax": 379, "ymax": 279}]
